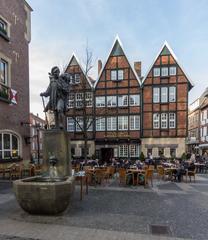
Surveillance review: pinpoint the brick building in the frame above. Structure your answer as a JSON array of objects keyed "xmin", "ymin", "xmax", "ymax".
[
  {"xmin": 142, "ymin": 41, "xmax": 194, "ymax": 158},
  {"xmin": 65, "ymin": 54, "xmax": 95, "ymax": 158},
  {"xmin": 65, "ymin": 37, "xmax": 193, "ymax": 160},
  {"xmin": 0, "ymin": 0, "xmax": 32, "ymax": 162},
  {"xmin": 30, "ymin": 113, "xmax": 45, "ymax": 163}
]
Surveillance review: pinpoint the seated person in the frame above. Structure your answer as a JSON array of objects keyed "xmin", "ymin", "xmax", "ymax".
[
  {"xmin": 188, "ymin": 161, "xmax": 196, "ymax": 172},
  {"xmin": 135, "ymin": 160, "xmax": 143, "ymax": 169}
]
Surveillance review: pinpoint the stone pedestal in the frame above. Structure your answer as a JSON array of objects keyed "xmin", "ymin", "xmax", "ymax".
[{"xmin": 42, "ymin": 130, "xmax": 71, "ymax": 177}]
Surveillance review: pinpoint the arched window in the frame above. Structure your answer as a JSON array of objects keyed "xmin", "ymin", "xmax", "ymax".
[{"xmin": 0, "ymin": 132, "xmax": 19, "ymax": 159}]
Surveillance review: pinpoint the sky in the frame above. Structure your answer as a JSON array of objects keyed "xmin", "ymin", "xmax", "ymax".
[{"xmin": 27, "ymin": 0, "xmax": 208, "ymax": 118}]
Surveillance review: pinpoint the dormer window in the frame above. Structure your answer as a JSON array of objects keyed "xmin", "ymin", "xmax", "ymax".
[{"xmin": 111, "ymin": 69, "xmax": 124, "ymax": 81}]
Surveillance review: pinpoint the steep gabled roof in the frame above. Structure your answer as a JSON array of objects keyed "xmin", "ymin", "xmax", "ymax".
[
  {"xmin": 142, "ymin": 41, "xmax": 194, "ymax": 89},
  {"xmin": 66, "ymin": 53, "xmax": 93, "ymax": 88},
  {"xmin": 94, "ymin": 35, "xmax": 142, "ymax": 88}
]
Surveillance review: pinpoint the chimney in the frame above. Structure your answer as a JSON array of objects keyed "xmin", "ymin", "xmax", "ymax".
[
  {"xmin": 98, "ymin": 59, "xmax": 102, "ymax": 75},
  {"xmin": 134, "ymin": 61, "xmax": 141, "ymax": 77}
]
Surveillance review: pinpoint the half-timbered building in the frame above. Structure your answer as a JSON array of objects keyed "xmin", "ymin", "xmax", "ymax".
[
  {"xmin": 142, "ymin": 42, "xmax": 194, "ymax": 158},
  {"xmin": 65, "ymin": 54, "xmax": 95, "ymax": 158},
  {"xmin": 94, "ymin": 36, "xmax": 142, "ymax": 161}
]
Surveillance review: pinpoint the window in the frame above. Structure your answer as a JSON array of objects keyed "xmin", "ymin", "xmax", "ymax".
[
  {"xmin": 0, "ymin": 59, "xmax": 8, "ymax": 85},
  {"xmin": 96, "ymin": 96, "xmax": 105, "ymax": 107},
  {"xmin": 161, "ymin": 113, "xmax": 168, "ymax": 128},
  {"xmin": 170, "ymin": 148, "xmax": 176, "ymax": 158},
  {"xmin": 96, "ymin": 117, "xmax": 105, "ymax": 131},
  {"xmin": 118, "ymin": 70, "xmax": 124, "ymax": 80},
  {"xmin": 118, "ymin": 95, "xmax": 128, "ymax": 107},
  {"xmin": 130, "ymin": 145, "xmax": 139, "ymax": 157},
  {"xmin": 111, "ymin": 70, "xmax": 117, "ymax": 80},
  {"xmin": 169, "ymin": 66, "xmax": 176, "ymax": 76},
  {"xmin": 130, "ymin": 115, "xmax": 140, "ymax": 130},
  {"xmin": 153, "ymin": 88, "xmax": 160, "ymax": 103},
  {"xmin": 153, "ymin": 113, "xmax": 160, "ymax": 129},
  {"xmin": 76, "ymin": 117, "xmax": 83, "ymax": 132},
  {"xmin": 161, "ymin": 67, "xmax": 168, "ymax": 76},
  {"xmin": 67, "ymin": 117, "xmax": 74, "ymax": 132},
  {"xmin": 0, "ymin": 133, "xmax": 19, "ymax": 159},
  {"xmin": 119, "ymin": 145, "xmax": 128, "ymax": 157},
  {"xmin": 147, "ymin": 148, "xmax": 152, "ymax": 155},
  {"xmin": 111, "ymin": 69, "xmax": 124, "ymax": 81},
  {"xmin": 159, "ymin": 148, "xmax": 164, "ymax": 157},
  {"xmin": 153, "ymin": 68, "xmax": 160, "ymax": 77},
  {"xmin": 75, "ymin": 73, "xmax": 80, "ymax": 83},
  {"xmin": 107, "ymin": 96, "xmax": 117, "ymax": 107},
  {"xmin": 85, "ymin": 92, "xmax": 92, "ymax": 107},
  {"xmin": 87, "ymin": 118, "xmax": 93, "ymax": 131},
  {"xmin": 161, "ymin": 87, "xmax": 168, "ymax": 103},
  {"xmin": 76, "ymin": 93, "xmax": 84, "ymax": 108},
  {"xmin": 169, "ymin": 86, "xmax": 176, "ymax": 102},
  {"xmin": 107, "ymin": 117, "xmax": 117, "ymax": 131},
  {"xmin": 118, "ymin": 116, "xmax": 128, "ymax": 130},
  {"xmin": 169, "ymin": 113, "xmax": 176, "ymax": 128},
  {"xmin": 68, "ymin": 94, "xmax": 74, "ymax": 108},
  {"xmin": 0, "ymin": 18, "xmax": 7, "ymax": 36},
  {"xmin": 129, "ymin": 94, "xmax": 140, "ymax": 106}
]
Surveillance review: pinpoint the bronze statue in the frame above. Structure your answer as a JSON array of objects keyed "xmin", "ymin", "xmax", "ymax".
[{"xmin": 40, "ymin": 66, "xmax": 71, "ymax": 129}]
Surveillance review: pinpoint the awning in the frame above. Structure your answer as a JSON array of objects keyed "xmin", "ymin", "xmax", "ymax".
[{"xmin": 199, "ymin": 144, "xmax": 208, "ymax": 148}]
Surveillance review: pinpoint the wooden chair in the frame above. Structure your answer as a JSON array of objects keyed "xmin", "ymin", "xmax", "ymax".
[
  {"xmin": 144, "ymin": 169, "xmax": 154, "ymax": 187},
  {"xmin": 118, "ymin": 168, "xmax": 127, "ymax": 185},
  {"xmin": 157, "ymin": 166, "xmax": 164, "ymax": 180},
  {"xmin": 95, "ymin": 169, "xmax": 106, "ymax": 185},
  {"xmin": 186, "ymin": 168, "xmax": 196, "ymax": 182}
]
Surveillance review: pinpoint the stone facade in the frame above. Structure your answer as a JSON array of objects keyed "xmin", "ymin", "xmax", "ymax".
[{"xmin": 0, "ymin": 0, "xmax": 32, "ymax": 162}]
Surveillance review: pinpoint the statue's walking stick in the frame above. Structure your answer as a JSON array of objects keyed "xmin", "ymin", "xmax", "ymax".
[{"xmin": 41, "ymin": 96, "xmax": 49, "ymax": 129}]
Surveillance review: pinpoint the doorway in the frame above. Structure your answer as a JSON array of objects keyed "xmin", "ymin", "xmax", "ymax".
[{"xmin": 101, "ymin": 148, "xmax": 114, "ymax": 164}]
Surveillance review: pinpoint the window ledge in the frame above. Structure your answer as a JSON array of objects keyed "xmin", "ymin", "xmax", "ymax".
[
  {"xmin": 0, "ymin": 30, "xmax": 10, "ymax": 41},
  {"xmin": 0, "ymin": 96, "xmax": 10, "ymax": 103},
  {"xmin": 0, "ymin": 157, "xmax": 22, "ymax": 164}
]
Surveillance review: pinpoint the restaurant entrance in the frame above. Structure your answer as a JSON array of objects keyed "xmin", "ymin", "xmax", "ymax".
[{"xmin": 101, "ymin": 148, "xmax": 114, "ymax": 163}]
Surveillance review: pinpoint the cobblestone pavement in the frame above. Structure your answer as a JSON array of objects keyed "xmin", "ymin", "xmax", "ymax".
[{"xmin": 0, "ymin": 175, "xmax": 208, "ymax": 240}]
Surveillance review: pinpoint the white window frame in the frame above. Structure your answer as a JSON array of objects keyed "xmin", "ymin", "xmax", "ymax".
[
  {"xmin": 68, "ymin": 94, "xmax": 74, "ymax": 108},
  {"xmin": 67, "ymin": 117, "xmax": 74, "ymax": 132},
  {"xmin": 129, "ymin": 94, "xmax": 140, "ymax": 106},
  {"xmin": 118, "ymin": 95, "xmax": 128, "ymax": 107},
  {"xmin": 96, "ymin": 96, "xmax": 105, "ymax": 107},
  {"xmin": 153, "ymin": 68, "xmax": 160, "ymax": 77},
  {"xmin": 0, "ymin": 18, "xmax": 8, "ymax": 35},
  {"xmin": 111, "ymin": 70, "xmax": 117, "ymax": 81},
  {"xmin": 0, "ymin": 133, "xmax": 19, "ymax": 159},
  {"xmin": 169, "ymin": 86, "xmax": 176, "ymax": 102},
  {"xmin": 118, "ymin": 116, "xmax": 128, "ymax": 130},
  {"xmin": 161, "ymin": 113, "xmax": 168, "ymax": 129},
  {"xmin": 161, "ymin": 67, "xmax": 168, "ymax": 77},
  {"xmin": 87, "ymin": 117, "xmax": 93, "ymax": 131},
  {"xmin": 169, "ymin": 66, "xmax": 176, "ymax": 76},
  {"xmin": 118, "ymin": 69, "xmax": 124, "ymax": 80},
  {"xmin": 75, "ymin": 73, "xmax": 80, "ymax": 84},
  {"xmin": 96, "ymin": 117, "xmax": 105, "ymax": 131},
  {"xmin": 119, "ymin": 145, "xmax": 128, "ymax": 157},
  {"xmin": 130, "ymin": 145, "xmax": 139, "ymax": 157},
  {"xmin": 107, "ymin": 117, "xmax": 117, "ymax": 131},
  {"xmin": 153, "ymin": 113, "xmax": 160, "ymax": 129},
  {"xmin": 169, "ymin": 113, "xmax": 176, "ymax": 128},
  {"xmin": 76, "ymin": 116, "xmax": 83, "ymax": 132},
  {"xmin": 76, "ymin": 93, "xmax": 84, "ymax": 108},
  {"xmin": 85, "ymin": 92, "xmax": 93, "ymax": 107},
  {"xmin": 153, "ymin": 88, "xmax": 160, "ymax": 103},
  {"xmin": 161, "ymin": 87, "xmax": 168, "ymax": 103},
  {"xmin": 130, "ymin": 115, "xmax": 140, "ymax": 130},
  {"xmin": 107, "ymin": 96, "xmax": 117, "ymax": 107},
  {"xmin": 0, "ymin": 58, "xmax": 8, "ymax": 85}
]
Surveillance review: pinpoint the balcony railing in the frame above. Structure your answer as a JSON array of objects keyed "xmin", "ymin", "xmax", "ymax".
[{"xmin": 0, "ymin": 83, "xmax": 10, "ymax": 103}]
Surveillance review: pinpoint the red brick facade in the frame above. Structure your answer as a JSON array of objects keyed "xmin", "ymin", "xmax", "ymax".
[{"xmin": 0, "ymin": 0, "xmax": 32, "ymax": 162}]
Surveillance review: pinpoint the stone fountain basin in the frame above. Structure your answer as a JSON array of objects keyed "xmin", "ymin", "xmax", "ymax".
[{"xmin": 13, "ymin": 176, "xmax": 75, "ymax": 215}]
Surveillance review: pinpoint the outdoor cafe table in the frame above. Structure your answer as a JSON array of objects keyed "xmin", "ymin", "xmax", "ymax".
[{"xmin": 74, "ymin": 171, "xmax": 88, "ymax": 201}]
